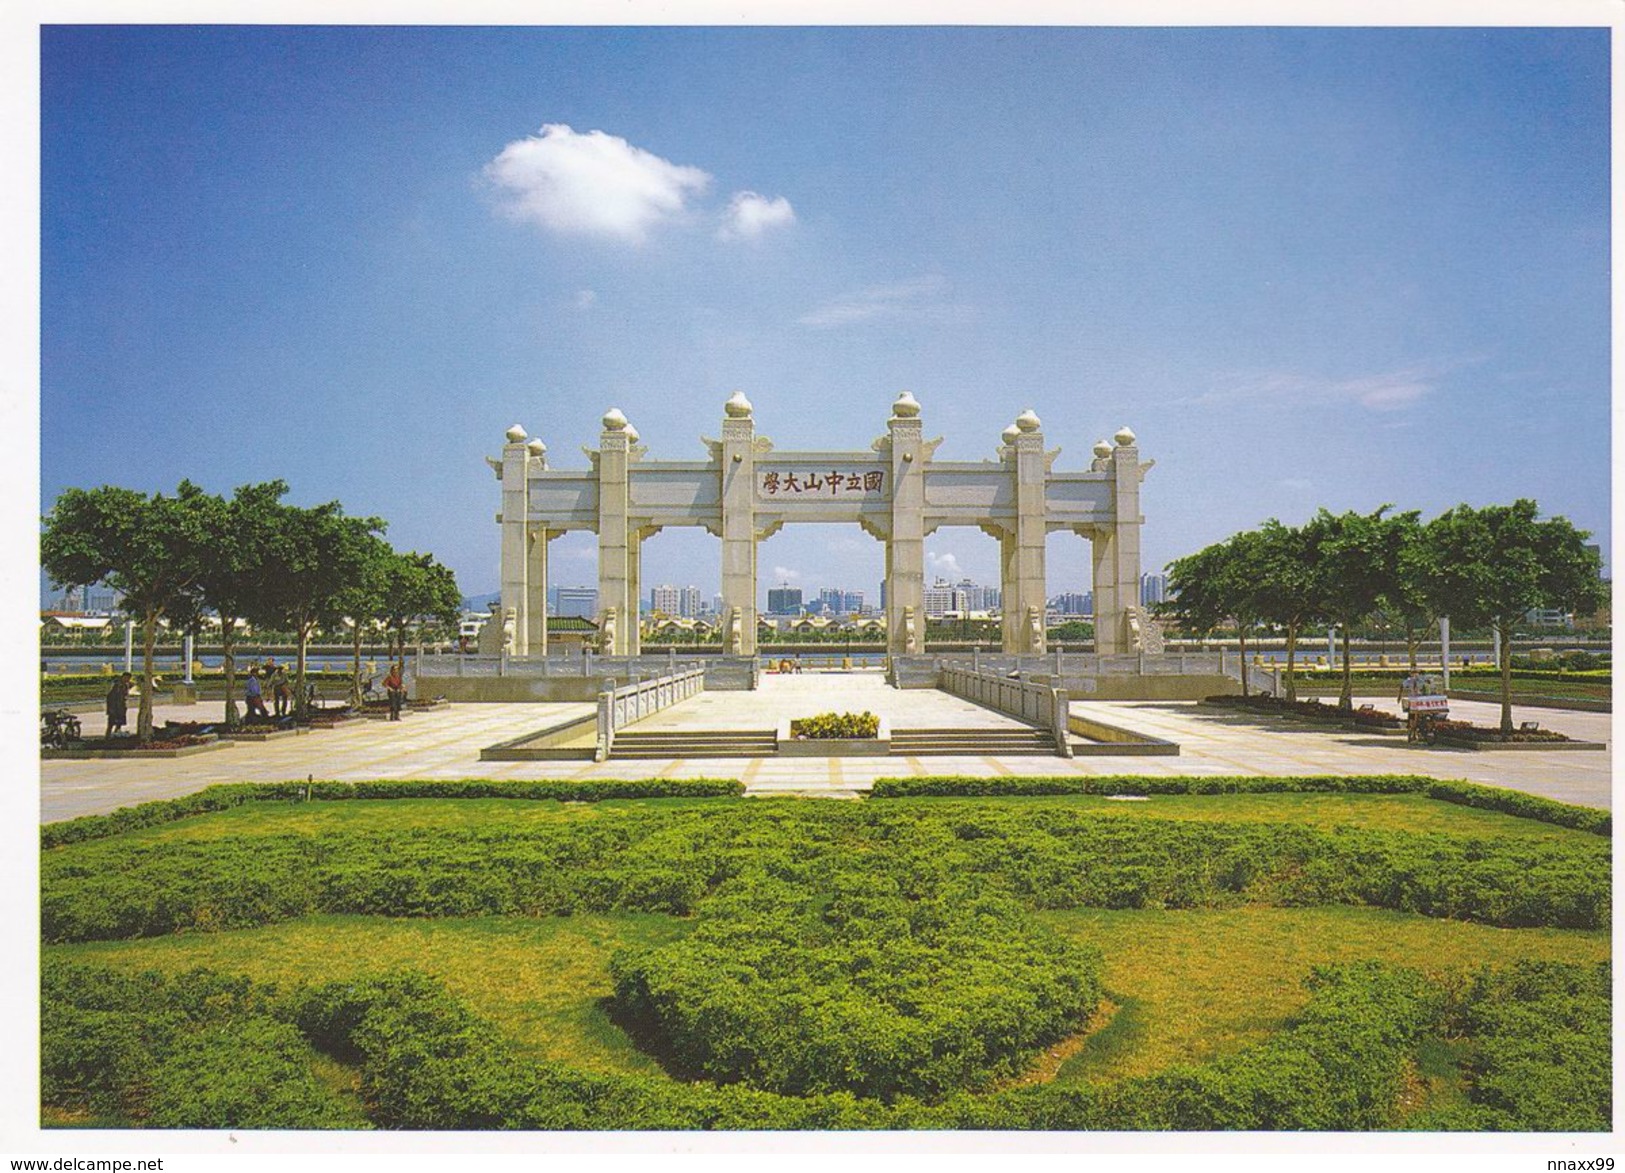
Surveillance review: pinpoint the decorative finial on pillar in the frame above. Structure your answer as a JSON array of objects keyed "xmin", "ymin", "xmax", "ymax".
[
  {"xmin": 891, "ymin": 391, "xmax": 921, "ymax": 419},
  {"xmin": 1114, "ymin": 426, "xmax": 1137, "ymax": 447},
  {"xmin": 724, "ymin": 391, "xmax": 753, "ymax": 418},
  {"xmin": 526, "ymin": 438, "xmax": 547, "ymax": 457},
  {"xmin": 505, "ymin": 424, "xmax": 528, "ymax": 443},
  {"xmin": 1001, "ymin": 425, "xmax": 1020, "ymax": 446},
  {"xmin": 1093, "ymin": 439, "xmax": 1113, "ymax": 460},
  {"xmin": 1015, "ymin": 409, "xmax": 1041, "ymax": 433},
  {"xmin": 602, "ymin": 408, "xmax": 629, "ymax": 432},
  {"xmin": 625, "ymin": 423, "xmax": 640, "ymax": 445}
]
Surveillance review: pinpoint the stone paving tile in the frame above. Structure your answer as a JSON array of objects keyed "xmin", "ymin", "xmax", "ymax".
[{"xmin": 39, "ymin": 681, "xmax": 1611, "ymax": 822}]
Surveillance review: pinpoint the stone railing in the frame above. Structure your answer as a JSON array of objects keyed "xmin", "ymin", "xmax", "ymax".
[
  {"xmin": 596, "ymin": 667, "xmax": 706, "ymax": 761},
  {"xmin": 938, "ymin": 665, "xmax": 1071, "ymax": 758},
  {"xmin": 417, "ymin": 649, "xmax": 708, "ymax": 678}
]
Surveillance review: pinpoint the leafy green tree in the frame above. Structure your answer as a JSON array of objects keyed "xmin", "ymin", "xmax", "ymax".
[
  {"xmin": 1410, "ymin": 501, "xmax": 1605, "ymax": 734},
  {"xmin": 1307, "ymin": 506, "xmax": 1417, "ymax": 709},
  {"xmin": 41, "ymin": 482, "xmax": 218, "ymax": 743},
  {"xmin": 191, "ymin": 481, "xmax": 290, "ymax": 727},
  {"xmin": 1252, "ymin": 519, "xmax": 1323, "ymax": 702},
  {"xmin": 378, "ymin": 551, "xmax": 462, "ymax": 677},
  {"xmin": 330, "ymin": 532, "xmax": 395, "ymax": 709},
  {"xmin": 1164, "ymin": 530, "xmax": 1267, "ymax": 695},
  {"xmin": 251, "ymin": 502, "xmax": 385, "ymax": 719},
  {"xmin": 1382, "ymin": 511, "xmax": 1439, "ymax": 675}
]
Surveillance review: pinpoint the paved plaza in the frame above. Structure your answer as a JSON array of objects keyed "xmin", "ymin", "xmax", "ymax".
[{"xmin": 39, "ymin": 673, "xmax": 1612, "ymax": 822}]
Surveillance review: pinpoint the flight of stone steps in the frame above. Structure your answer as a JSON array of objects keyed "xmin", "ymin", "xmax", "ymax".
[
  {"xmin": 607, "ymin": 725, "xmax": 1061, "ymax": 758},
  {"xmin": 608, "ymin": 729, "xmax": 779, "ymax": 758},
  {"xmin": 888, "ymin": 727, "xmax": 1058, "ymax": 755}
]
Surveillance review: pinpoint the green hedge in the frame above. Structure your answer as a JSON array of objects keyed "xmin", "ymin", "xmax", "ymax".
[
  {"xmin": 41, "ymin": 778, "xmax": 746, "ymax": 849},
  {"xmin": 208, "ymin": 961, "xmax": 1438, "ymax": 1129},
  {"xmin": 1407, "ymin": 961, "xmax": 1611, "ymax": 1132},
  {"xmin": 866, "ymin": 774, "xmax": 1611, "ymax": 836},
  {"xmin": 41, "ymin": 960, "xmax": 366, "ymax": 1128},
  {"xmin": 41, "ymin": 801, "xmax": 1610, "ymax": 943},
  {"xmin": 610, "ymin": 869, "xmax": 1100, "ymax": 1099}
]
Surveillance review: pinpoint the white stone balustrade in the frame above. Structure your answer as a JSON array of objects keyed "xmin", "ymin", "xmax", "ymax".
[
  {"xmin": 595, "ymin": 667, "xmax": 706, "ymax": 761},
  {"xmin": 937, "ymin": 665, "xmax": 1072, "ymax": 758}
]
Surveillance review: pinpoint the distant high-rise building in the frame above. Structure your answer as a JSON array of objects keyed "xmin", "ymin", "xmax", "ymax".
[
  {"xmin": 1140, "ymin": 573, "xmax": 1168, "ymax": 606},
  {"xmin": 650, "ymin": 584, "xmax": 682, "ymax": 616},
  {"xmin": 1050, "ymin": 592, "xmax": 1092, "ymax": 617},
  {"xmin": 923, "ymin": 579, "xmax": 960, "ymax": 618},
  {"xmin": 815, "ymin": 588, "xmax": 868, "ymax": 615},
  {"xmin": 766, "ymin": 585, "xmax": 803, "ymax": 615},
  {"xmin": 554, "ymin": 586, "xmax": 598, "ymax": 619},
  {"xmin": 679, "ymin": 585, "xmax": 702, "ymax": 618}
]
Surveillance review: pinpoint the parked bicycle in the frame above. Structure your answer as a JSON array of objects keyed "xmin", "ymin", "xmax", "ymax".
[{"xmin": 40, "ymin": 709, "xmax": 82, "ymax": 749}]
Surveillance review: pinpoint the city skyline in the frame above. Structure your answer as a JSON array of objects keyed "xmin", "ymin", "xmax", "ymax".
[{"xmin": 35, "ymin": 24, "xmax": 1611, "ymax": 609}]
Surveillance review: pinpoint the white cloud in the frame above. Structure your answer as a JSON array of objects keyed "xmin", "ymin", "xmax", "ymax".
[
  {"xmin": 484, "ymin": 124, "xmax": 711, "ymax": 245},
  {"xmin": 718, "ymin": 191, "xmax": 796, "ymax": 241},
  {"xmin": 798, "ymin": 274, "xmax": 959, "ymax": 329},
  {"xmin": 928, "ymin": 551, "xmax": 964, "ymax": 579},
  {"xmin": 573, "ymin": 289, "xmax": 597, "ymax": 310},
  {"xmin": 771, "ymin": 566, "xmax": 800, "ymax": 584},
  {"xmin": 1180, "ymin": 359, "xmax": 1470, "ymax": 413}
]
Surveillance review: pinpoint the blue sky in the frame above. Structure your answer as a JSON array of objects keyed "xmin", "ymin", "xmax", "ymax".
[{"xmin": 39, "ymin": 24, "xmax": 1611, "ymax": 606}]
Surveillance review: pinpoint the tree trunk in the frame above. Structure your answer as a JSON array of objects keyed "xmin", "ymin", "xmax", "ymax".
[
  {"xmin": 1238, "ymin": 626, "xmax": 1250, "ymax": 697},
  {"xmin": 138, "ymin": 610, "xmax": 158, "ymax": 745},
  {"xmin": 295, "ymin": 619, "xmax": 311, "ymax": 720},
  {"xmin": 1284, "ymin": 622, "xmax": 1299, "ymax": 702},
  {"xmin": 1338, "ymin": 626, "xmax": 1353, "ymax": 710},
  {"xmin": 222, "ymin": 617, "xmax": 240, "ymax": 727},
  {"xmin": 350, "ymin": 623, "xmax": 364, "ymax": 710},
  {"xmin": 1498, "ymin": 617, "xmax": 1514, "ymax": 736}
]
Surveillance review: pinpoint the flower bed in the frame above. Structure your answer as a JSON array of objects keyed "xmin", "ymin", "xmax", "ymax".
[
  {"xmin": 790, "ymin": 711, "xmax": 880, "ymax": 739},
  {"xmin": 1204, "ymin": 694, "xmax": 1404, "ymax": 730},
  {"xmin": 1427, "ymin": 719, "xmax": 1573, "ymax": 744}
]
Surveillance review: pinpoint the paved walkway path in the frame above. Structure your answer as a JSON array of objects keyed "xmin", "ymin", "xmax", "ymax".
[{"xmin": 38, "ymin": 675, "xmax": 1611, "ymax": 821}]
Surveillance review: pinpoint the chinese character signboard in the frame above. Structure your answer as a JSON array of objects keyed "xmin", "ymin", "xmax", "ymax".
[{"xmin": 758, "ymin": 468, "xmax": 886, "ymax": 499}]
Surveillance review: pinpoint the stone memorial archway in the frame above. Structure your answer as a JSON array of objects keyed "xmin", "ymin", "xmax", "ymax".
[{"xmin": 488, "ymin": 393, "xmax": 1151, "ymax": 658}]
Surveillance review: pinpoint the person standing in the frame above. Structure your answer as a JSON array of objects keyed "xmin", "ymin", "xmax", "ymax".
[
  {"xmin": 105, "ymin": 671, "xmax": 132, "ymax": 737},
  {"xmin": 244, "ymin": 667, "xmax": 269, "ymax": 719},
  {"xmin": 270, "ymin": 663, "xmax": 291, "ymax": 717},
  {"xmin": 382, "ymin": 663, "xmax": 405, "ymax": 721}
]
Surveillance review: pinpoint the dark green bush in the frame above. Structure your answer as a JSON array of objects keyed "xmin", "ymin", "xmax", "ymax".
[
  {"xmin": 1424, "ymin": 961, "xmax": 1612, "ymax": 1132},
  {"xmin": 611, "ymin": 869, "xmax": 1100, "ymax": 1099},
  {"xmin": 41, "ymin": 960, "xmax": 364, "ymax": 1128},
  {"xmin": 41, "ymin": 800, "xmax": 1610, "ymax": 943}
]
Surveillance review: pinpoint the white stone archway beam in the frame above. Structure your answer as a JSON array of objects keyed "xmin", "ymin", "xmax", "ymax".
[{"xmin": 491, "ymin": 394, "xmax": 1150, "ymax": 660}]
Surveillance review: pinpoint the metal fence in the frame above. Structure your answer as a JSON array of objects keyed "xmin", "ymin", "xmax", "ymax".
[
  {"xmin": 596, "ymin": 667, "xmax": 706, "ymax": 761},
  {"xmin": 938, "ymin": 665, "xmax": 1071, "ymax": 758}
]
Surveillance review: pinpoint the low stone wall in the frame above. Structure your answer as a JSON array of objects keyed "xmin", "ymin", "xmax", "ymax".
[
  {"xmin": 1071, "ymin": 674, "xmax": 1241, "ymax": 702},
  {"xmin": 417, "ymin": 676, "xmax": 607, "ymax": 703}
]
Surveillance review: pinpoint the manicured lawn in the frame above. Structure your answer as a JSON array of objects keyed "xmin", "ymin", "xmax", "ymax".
[
  {"xmin": 46, "ymin": 912, "xmax": 691, "ymax": 1077},
  {"xmin": 996, "ymin": 791, "xmax": 1594, "ymax": 843},
  {"xmin": 1040, "ymin": 905, "xmax": 1608, "ymax": 1085},
  {"xmin": 98, "ymin": 788, "xmax": 1594, "ymax": 849},
  {"xmin": 48, "ymin": 902, "xmax": 1606, "ymax": 1093},
  {"xmin": 113, "ymin": 795, "xmax": 724, "ymax": 845}
]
